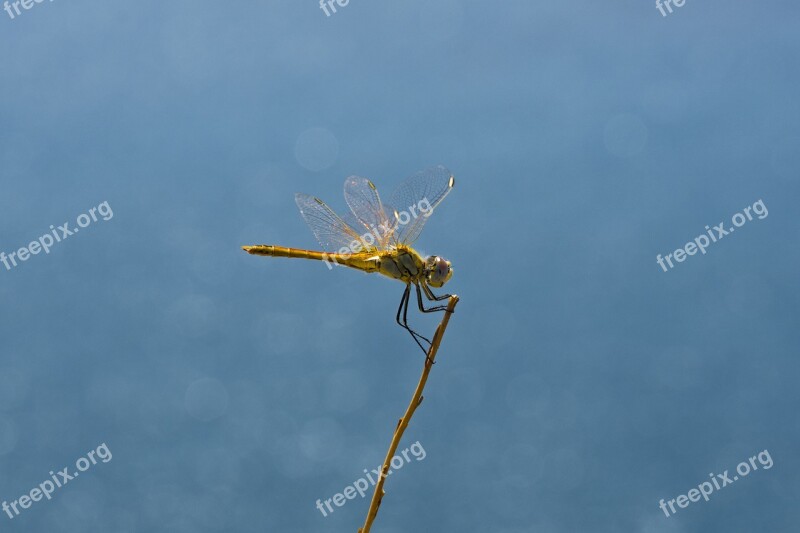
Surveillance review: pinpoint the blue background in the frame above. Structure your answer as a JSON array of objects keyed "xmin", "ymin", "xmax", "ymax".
[{"xmin": 1, "ymin": 1, "xmax": 798, "ymax": 531}]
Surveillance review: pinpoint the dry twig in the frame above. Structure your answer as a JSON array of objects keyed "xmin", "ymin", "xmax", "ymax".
[{"xmin": 358, "ymin": 295, "xmax": 460, "ymax": 533}]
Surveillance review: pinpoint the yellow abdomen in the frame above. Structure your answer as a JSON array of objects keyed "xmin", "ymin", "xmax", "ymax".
[{"xmin": 242, "ymin": 244, "xmax": 425, "ymax": 283}]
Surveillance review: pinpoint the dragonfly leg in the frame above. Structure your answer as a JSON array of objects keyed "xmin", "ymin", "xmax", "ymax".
[
  {"xmin": 396, "ymin": 284, "xmax": 432, "ymax": 355},
  {"xmin": 422, "ymin": 281, "xmax": 452, "ymax": 302},
  {"xmin": 416, "ymin": 283, "xmax": 450, "ymax": 313}
]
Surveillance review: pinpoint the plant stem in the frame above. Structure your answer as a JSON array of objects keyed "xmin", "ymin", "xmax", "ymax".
[{"xmin": 358, "ymin": 295, "xmax": 460, "ymax": 533}]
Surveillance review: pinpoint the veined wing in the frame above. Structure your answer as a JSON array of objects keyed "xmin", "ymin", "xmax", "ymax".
[
  {"xmin": 387, "ymin": 165, "xmax": 455, "ymax": 246},
  {"xmin": 343, "ymin": 176, "xmax": 395, "ymax": 250},
  {"xmin": 294, "ymin": 193, "xmax": 377, "ymax": 253}
]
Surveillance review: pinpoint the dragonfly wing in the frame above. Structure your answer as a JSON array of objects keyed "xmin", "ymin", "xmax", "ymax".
[
  {"xmin": 343, "ymin": 176, "xmax": 395, "ymax": 250},
  {"xmin": 294, "ymin": 193, "xmax": 376, "ymax": 253},
  {"xmin": 387, "ymin": 165, "xmax": 455, "ymax": 246},
  {"xmin": 339, "ymin": 211, "xmax": 386, "ymax": 251}
]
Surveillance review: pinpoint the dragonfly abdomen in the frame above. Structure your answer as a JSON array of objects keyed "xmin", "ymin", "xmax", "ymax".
[
  {"xmin": 242, "ymin": 245, "xmax": 381, "ymax": 274},
  {"xmin": 242, "ymin": 245, "xmax": 427, "ymax": 284},
  {"xmin": 242, "ymin": 245, "xmax": 328, "ymax": 261}
]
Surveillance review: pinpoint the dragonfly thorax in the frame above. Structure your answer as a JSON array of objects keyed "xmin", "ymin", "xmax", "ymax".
[{"xmin": 374, "ymin": 246, "xmax": 453, "ymax": 288}]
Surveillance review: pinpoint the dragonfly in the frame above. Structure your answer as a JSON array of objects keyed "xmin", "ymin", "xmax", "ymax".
[{"xmin": 242, "ymin": 165, "xmax": 455, "ymax": 356}]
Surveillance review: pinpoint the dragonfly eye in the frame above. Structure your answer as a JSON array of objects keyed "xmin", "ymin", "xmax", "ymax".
[{"xmin": 427, "ymin": 256, "xmax": 452, "ymax": 287}]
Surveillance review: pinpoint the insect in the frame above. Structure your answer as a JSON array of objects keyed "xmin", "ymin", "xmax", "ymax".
[{"xmin": 242, "ymin": 165, "xmax": 455, "ymax": 356}]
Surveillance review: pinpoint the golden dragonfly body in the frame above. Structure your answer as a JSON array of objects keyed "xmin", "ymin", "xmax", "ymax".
[
  {"xmin": 242, "ymin": 244, "xmax": 446, "ymax": 286},
  {"xmin": 243, "ymin": 166, "xmax": 455, "ymax": 354}
]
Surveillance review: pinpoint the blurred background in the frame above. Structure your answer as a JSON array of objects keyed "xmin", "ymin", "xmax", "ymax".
[{"xmin": 0, "ymin": 1, "xmax": 798, "ymax": 531}]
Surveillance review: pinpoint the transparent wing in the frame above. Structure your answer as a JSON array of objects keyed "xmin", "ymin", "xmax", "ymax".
[
  {"xmin": 343, "ymin": 176, "xmax": 395, "ymax": 250},
  {"xmin": 294, "ymin": 193, "xmax": 376, "ymax": 253},
  {"xmin": 387, "ymin": 165, "xmax": 455, "ymax": 246},
  {"xmin": 338, "ymin": 211, "xmax": 389, "ymax": 252}
]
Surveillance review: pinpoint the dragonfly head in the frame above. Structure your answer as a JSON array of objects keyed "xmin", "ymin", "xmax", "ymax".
[{"xmin": 425, "ymin": 256, "xmax": 453, "ymax": 288}]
